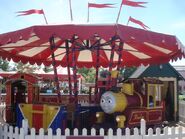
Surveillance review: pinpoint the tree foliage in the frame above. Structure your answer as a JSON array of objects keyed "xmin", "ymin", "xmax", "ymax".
[
  {"xmin": 15, "ymin": 62, "xmax": 37, "ymax": 73},
  {"xmin": 43, "ymin": 65, "xmax": 53, "ymax": 73},
  {"xmin": 0, "ymin": 58, "xmax": 9, "ymax": 71},
  {"xmin": 77, "ymin": 68, "xmax": 96, "ymax": 83}
]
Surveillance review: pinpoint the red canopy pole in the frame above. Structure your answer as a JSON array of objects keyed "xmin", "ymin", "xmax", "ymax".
[
  {"xmin": 71, "ymin": 36, "xmax": 78, "ymax": 104},
  {"xmin": 116, "ymin": 40, "xmax": 124, "ymax": 87},
  {"xmin": 94, "ymin": 39, "xmax": 100, "ymax": 103},
  {"xmin": 49, "ymin": 36, "xmax": 61, "ymax": 103},
  {"xmin": 107, "ymin": 37, "xmax": 116, "ymax": 90},
  {"xmin": 65, "ymin": 40, "xmax": 72, "ymax": 97}
]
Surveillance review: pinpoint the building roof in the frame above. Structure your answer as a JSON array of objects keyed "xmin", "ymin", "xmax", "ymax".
[
  {"xmin": 173, "ymin": 66, "xmax": 185, "ymax": 71},
  {"xmin": 130, "ymin": 63, "xmax": 184, "ymax": 80},
  {"xmin": 130, "ymin": 65, "xmax": 149, "ymax": 78},
  {"xmin": 173, "ymin": 66, "xmax": 185, "ymax": 80}
]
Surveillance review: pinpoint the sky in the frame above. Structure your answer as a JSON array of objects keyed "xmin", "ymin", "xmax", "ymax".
[{"xmin": 0, "ymin": 0, "xmax": 185, "ymax": 66}]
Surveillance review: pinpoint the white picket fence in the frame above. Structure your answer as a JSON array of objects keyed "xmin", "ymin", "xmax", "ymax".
[{"xmin": 1, "ymin": 119, "xmax": 185, "ymax": 139}]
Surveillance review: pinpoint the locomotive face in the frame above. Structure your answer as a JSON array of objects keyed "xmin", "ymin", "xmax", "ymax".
[{"xmin": 100, "ymin": 91, "xmax": 116, "ymax": 114}]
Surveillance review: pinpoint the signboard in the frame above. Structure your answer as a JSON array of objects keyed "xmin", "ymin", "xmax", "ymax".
[
  {"xmin": 129, "ymin": 111, "xmax": 147, "ymax": 125},
  {"xmin": 148, "ymin": 110, "xmax": 162, "ymax": 122}
]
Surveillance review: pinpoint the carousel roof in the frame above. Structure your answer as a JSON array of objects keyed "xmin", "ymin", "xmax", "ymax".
[{"xmin": 0, "ymin": 24, "xmax": 184, "ymax": 68}]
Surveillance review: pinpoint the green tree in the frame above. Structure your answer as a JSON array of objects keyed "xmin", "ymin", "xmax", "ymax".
[
  {"xmin": 99, "ymin": 69, "xmax": 110, "ymax": 78},
  {"xmin": 43, "ymin": 65, "xmax": 53, "ymax": 73},
  {"xmin": 0, "ymin": 58, "xmax": 9, "ymax": 71},
  {"xmin": 15, "ymin": 62, "xmax": 37, "ymax": 73},
  {"xmin": 77, "ymin": 68, "xmax": 96, "ymax": 83}
]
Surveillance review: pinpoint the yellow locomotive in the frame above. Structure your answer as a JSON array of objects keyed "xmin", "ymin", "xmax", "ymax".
[{"xmin": 96, "ymin": 78, "xmax": 165, "ymax": 128}]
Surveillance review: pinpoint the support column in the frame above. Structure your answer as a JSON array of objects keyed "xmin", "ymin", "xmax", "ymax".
[
  {"xmin": 95, "ymin": 40, "xmax": 100, "ymax": 103},
  {"xmin": 49, "ymin": 36, "xmax": 61, "ymax": 103},
  {"xmin": 65, "ymin": 40, "xmax": 72, "ymax": 98},
  {"xmin": 71, "ymin": 36, "xmax": 78, "ymax": 104},
  {"xmin": 107, "ymin": 37, "xmax": 116, "ymax": 90},
  {"xmin": 115, "ymin": 40, "xmax": 124, "ymax": 87}
]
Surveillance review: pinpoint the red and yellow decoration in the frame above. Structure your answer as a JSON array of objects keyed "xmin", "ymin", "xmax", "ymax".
[{"xmin": 18, "ymin": 104, "xmax": 60, "ymax": 131}]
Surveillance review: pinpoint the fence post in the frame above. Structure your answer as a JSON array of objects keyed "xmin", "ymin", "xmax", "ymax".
[
  {"xmin": 20, "ymin": 128, "xmax": 25, "ymax": 139},
  {"xmin": 22, "ymin": 119, "xmax": 28, "ymax": 136},
  {"xmin": 140, "ymin": 119, "xmax": 146, "ymax": 136}
]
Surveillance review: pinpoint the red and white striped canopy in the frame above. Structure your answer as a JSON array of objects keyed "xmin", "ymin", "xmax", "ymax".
[{"xmin": 0, "ymin": 24, "xmax": 184, "ymax": 68}]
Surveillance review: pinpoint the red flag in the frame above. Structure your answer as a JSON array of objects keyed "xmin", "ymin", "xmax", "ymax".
[
  {"xmin": 87, "ymin": 3, "xmax": 115, "ymax": 22},
  {"xmin": 128, "ymin": 16, "xmax": 150, "ymax": 30},
  {"xmin": 122, "ymin": 0, "xmax": 147, "ymax": 7},
  {"xmin": 16, "ymin": 9, "xmax": 44, "ymax": 16},
  {"xmin": 88, "ymin": 3, "xmax": 115, "ymax": 8}
]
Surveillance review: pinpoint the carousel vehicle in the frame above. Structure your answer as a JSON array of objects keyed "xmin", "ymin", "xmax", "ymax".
[
  {"xmin": 96, "ymin": 78, "xmax": 165, "ymax": 129},
  {"xmin": 0, "ymin": 24, "xmax": 184, "ymax": 132}
]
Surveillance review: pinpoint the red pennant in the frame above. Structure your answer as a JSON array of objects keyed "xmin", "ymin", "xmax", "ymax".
[
  {"xmin": 128, "ymin": 16, "xmax": 150, "ymax": 30},
  {"xmin": 16, "ymin": 9, "xmax": 44, "ymax": 16},
  {"xmin": 122, "ymin": 0, "xmax": 147, "ymax": 7},
  {"xmin": 88, "ymin": 3, "xmax": 115, "ymax": 8}
]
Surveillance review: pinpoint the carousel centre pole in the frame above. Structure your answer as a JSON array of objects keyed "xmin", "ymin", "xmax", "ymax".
[
  {"xmin": 94, "ymin": 36, "xmax": 100, "ymax": 103},
  {"xmin": 71, "ymin": 36, "xmax": 78, "ymax": 104}
]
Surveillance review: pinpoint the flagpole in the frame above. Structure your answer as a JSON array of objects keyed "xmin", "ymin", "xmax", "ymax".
[
  {"xmin": 87, "ymin": 4, "xmax": 89, "ymax": 22},
  {"xmin": 126, "ymin": 16, "xmax": 130, "ymax": 25},
  {"xmin": 116, "ymin": 4, "xmax": 123, "ymax": 24},
  {"xmin": 69, "ymin": 0, "xmax": 73, "ymax": 21},
  {"xmin": 126, "ymin": 20, "xmax": 129, "ymax": 26},
  {"xmin": 42, "ymin": 9, "xmax": 48, "ymax": 24}
]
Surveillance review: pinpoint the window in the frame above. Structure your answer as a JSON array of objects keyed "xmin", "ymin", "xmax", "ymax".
[
  {"xmin": 156, "ymin": 85, "xmax": 162, "ymax": 101},
  {"xmin": 148, "ymin": 85, "xmax": 156, "ymax": 108},
  {"xmin": 147, "ymin": 84, "xmax": 162, "ymax": 108}
]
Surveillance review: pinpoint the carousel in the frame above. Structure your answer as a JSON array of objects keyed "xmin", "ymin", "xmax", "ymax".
[{"xmin": 0, "ymin": 24, "xmax": 185, "ymax": 131}]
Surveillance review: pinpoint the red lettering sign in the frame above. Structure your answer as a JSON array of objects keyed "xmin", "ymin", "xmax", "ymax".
[
  {"xmin": 129, "ymin": 111, "xmax": 147, "ymax": 124},
  {"xmin": 148, "ymin": 110, "xmax": 162, "ymax": 122}
]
